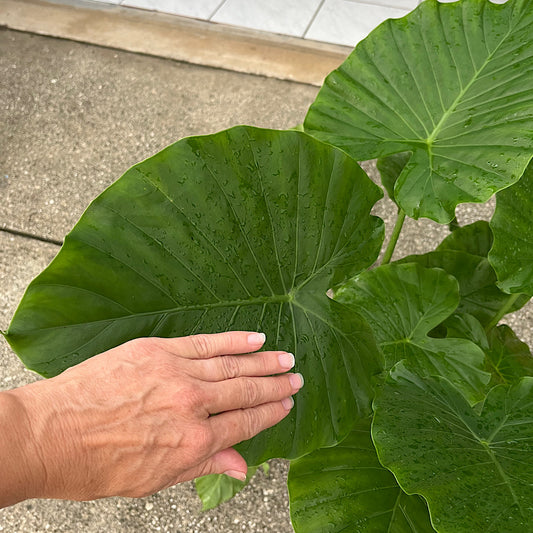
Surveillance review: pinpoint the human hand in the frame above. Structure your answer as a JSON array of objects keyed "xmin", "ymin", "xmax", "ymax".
[{"xmin": 2, "ymin": 332, "xmax": 302, "ymax": 504}]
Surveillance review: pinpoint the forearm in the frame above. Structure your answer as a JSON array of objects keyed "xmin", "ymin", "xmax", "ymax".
[{"xmin": 0, "ymin": 388, "xmax": 44, "ymax": 508}]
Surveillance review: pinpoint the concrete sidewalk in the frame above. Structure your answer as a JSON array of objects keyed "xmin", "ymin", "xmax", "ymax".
[{"xmin": 1, "ymin": 28, "xmax": 531, "ymax": 533}]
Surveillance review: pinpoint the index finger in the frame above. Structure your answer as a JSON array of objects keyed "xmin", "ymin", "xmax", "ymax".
[{"xmin": 156, "ymin": 331, "xmax": 266, "ymax": 359}]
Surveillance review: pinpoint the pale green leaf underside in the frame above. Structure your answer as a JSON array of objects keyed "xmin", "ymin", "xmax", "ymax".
[
  {"xmin": 304, "ymin": 0, "xmax": 533, "ymax": 222},
  {"xmin": 288, "ymin": 417, "xmax": 435, "ymax": 533},
  {"xmin": 4, "ymin": 126, "xmax": 385, "ymax": 464},
  {"xmin": 490, "ymin": 159, "xmax": 533, "ymax": 295},
  {"xmin": 195, "ymin": 468, "xmax": 257, "ymax": 511},
  {"xmin": 372, "ymin": 363, "xmax": 533, "ymax": 533},
  {"xmin": 335, "ymin": 263, "xmax": 489, "ymax": 402}
]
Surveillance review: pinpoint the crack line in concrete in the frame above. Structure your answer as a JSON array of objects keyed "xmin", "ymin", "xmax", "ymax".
[{"xmin": 1, "ymin": 227, "xmax": 63, "ymax": 247}]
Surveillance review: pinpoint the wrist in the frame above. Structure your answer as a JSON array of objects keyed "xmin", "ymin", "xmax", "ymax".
[{"xmin": 0, "ymin": 387, "xmax": 47, "ymax": 507}]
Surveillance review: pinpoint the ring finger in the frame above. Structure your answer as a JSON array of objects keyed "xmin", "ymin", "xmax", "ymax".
[{"xmin": 202, "ymin": 372, "xmax": 303, "ymax": 414}]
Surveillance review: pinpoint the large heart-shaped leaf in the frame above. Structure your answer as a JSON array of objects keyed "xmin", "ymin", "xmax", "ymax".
[
  {"xmin": 372, "ymin": 362, "xmax": 533, "ymax": 533},
  {"xmin": 288, "ymin": 417, "xmax": 435, "ymax": 533},
  {"xmin": 335, "ymin": 263, "xmax": 489, "ymax": 402},
  {"xmin": 304, "ymin": 0, "xmax": 533, "ymax": 222},
  {"xmin": 490, "ymin": 159, "xmax": 533, "ymax": 295},
  {"xmin": 3, "ymin": 126, "xmax": 385, "ymax": 464}
]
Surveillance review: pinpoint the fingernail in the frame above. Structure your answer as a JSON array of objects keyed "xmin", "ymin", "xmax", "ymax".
[
  {"xmin": 281, "ymin": 397, "xmax": 294, "ymax": 410},
  {"xmin": 224, "ymin": 470, "xmax": 247, "ymax": 482},
  {"xmin": 278, "ymin": 352, "xmax": 295, "ymax": 369},
  {"xmin": 289, "ymin": 373, "xmax": 304, "ymax": 390},
  {"xmin": 248, "ymin": 332, "xmax": 266, "ymax": 346}
]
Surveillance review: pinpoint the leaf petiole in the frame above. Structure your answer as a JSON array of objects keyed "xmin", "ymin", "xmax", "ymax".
[
  {"xmin": 485, "ymin": 293, "xmax": 521, "ymax": 332},
  {"xmin": 381, "ymin": 209, "xmax": 406, "ymax": 265}
]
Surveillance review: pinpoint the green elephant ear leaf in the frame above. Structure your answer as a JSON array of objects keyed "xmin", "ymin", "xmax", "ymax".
[
  {"xmin": 397, "ymin": 249, "xmax": 529, "ymax": 326},
  {"xmin": 372, "ymin": 362, "xmax": 533, "ymax": 533},
  {"xmin": 443, "ymin": 312, "xmax": 489, "ymax": 350},
  {"xmin": 288, "ymin": 417, "xmax": 435, "ymax": 533},
  {"xmin": 335, "ymin": 263, "xmax": 489, "ymax": 402},
  {"xmin": 490, "ymin": 159, "xmax": 533, "ymax": 295},
  {"xmin": 445, "ymin": 313, "xmax": 533, "ymax": 386},
  {"xmin": 437, "ymin": 220, "xmax": 493, "ymax": 257},
  {"xmin": 487, "ymin": 325, "xmax": 533, "ymax": 385},
  {"xmin": 376, "ymin": 152, "xmax": 410, "ymax": 203},
  {"xmin": 304, "ymin": 0, "xmax": 533, "ymax": 222},
  {"xmin": 195, "ymin": 468, "xmax": 257, "ymax": 511},
  {"xmin": 4, "ymin": 126, "xmax": 385, "ymax": 464}
]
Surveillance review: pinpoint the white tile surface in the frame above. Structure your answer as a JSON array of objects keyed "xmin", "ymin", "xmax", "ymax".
[
  {"xmin": 121, "ymin": 0, "xmax": 224, "ymax": 19},
  {"xmin": 305, "ymin": 0, "xmax": 408, "ymax": 47},
  {"xmin": 344, "ymin": 0, "xmax": 419, "ymax": 10},
  {"xmin": 211, "ymin": 0, "xmax": 323, "ymax": 38}
]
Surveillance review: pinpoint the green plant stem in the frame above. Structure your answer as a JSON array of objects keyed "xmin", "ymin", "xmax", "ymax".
[
  {"xmin": 381, "ymin": 209, "xmax": 406, "ymax": 265},
  {"xmin": 485, "ymin": 293, "xmax": 521, "ymax": 331}
]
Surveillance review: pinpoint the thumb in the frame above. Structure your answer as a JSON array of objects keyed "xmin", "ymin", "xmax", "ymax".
[{"xmin": 181, "ymin": 447, "xmax": 248, "ymax": 482}]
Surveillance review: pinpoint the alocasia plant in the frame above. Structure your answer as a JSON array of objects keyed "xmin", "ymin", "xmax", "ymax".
[{"xmin": 2, "ymin": 0, "xmax": 533, "ymax": 531}]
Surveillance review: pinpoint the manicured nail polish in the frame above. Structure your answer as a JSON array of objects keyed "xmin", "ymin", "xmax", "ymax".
[
  {"xmin": 248, "ymin": 332, "xmax": 266, "ymax": 346},
  {"xmin": 278, "ymin": 352, "xmax": 295, "ymax": 369},
  {"xmin": 289, "ymin": 373, "xmax": 304, "ymax": 390},
  {"xmin": 224, "ymin": 470, "xmax": 247, "ymax": 482},
  {"xmin": 282, "ymin": 397, "xmax": 294, "ymax": 410}
]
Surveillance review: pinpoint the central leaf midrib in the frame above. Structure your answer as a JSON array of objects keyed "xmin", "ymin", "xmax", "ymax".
[
  {"xmin": 19, "ymin": 293, "xmax": 293, "ymax": 333},
  {"xmin": 480, "ymin": 441, "xmax": 523, "ymax": 515},
  {"xmin": 439, "ymin": 392, "xmax": 524, "ymax": 516},
  {"xmin": 426, "ymin": 20, "xmax": 516, "ymax": 145}
]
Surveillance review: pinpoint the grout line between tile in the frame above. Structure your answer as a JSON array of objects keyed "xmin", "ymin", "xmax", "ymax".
[
  {"xmin": 303, "ymin": 0, "xmax": 327, "ymax": 38},
  {"xmin": 209, "ymin": 0, "xmax": 227, "ymax": 20}
]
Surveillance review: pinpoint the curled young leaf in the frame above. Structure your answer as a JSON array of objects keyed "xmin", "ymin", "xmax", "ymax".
[
  {"xmin": 398, "ymin": 249, "xmax": 529, "ymax": 326},
  {"xmin": 335, "ymin": 263, "xmax": 489, "ymax": 403},
  {"xmin": 444, "ymin": 313, "xmax": 533, "ymax": 387},
  {"xmin": 376, "ymin": 152, "xmax": 411, "ymax": 203}
]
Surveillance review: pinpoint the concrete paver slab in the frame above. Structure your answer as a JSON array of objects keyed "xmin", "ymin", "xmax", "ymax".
[
  {"xmin": 0, "ymin": 30, "xmax": 318, "ymax": 242},
  {"xmin": 1, "ymin": 0, "xmax": 351, "ymax": 86},
  {"xmin": 0, "ymin": 232, "xmax": 58, "ymax": 389}
]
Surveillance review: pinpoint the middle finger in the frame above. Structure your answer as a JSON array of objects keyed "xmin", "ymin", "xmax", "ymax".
[{"xmin": 195, "ymin": 351, "xmax": 295, "ymax": 381}]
